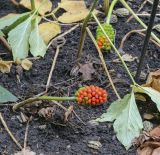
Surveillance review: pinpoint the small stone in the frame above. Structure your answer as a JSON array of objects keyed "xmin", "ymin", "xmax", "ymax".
[
  {"xmin": 87, "ymin": 120, "xmax": 99, "ymax": 126},
  {"xmin": 143, "ymin": 121, "xmax": 153, "ymax": 132},
  {"xmin": 38, "ymin": 125, "xmax": 47, "ymax": 130},
  {"xmin": 66, "ymin": 145, "xmax": 71, "ymax": 149},
  {"xmin": 87, "ymin": 141, "xmax": 102, "ymax": 150},
  {"xmin": 110, "ymin": 15, "xmax": 118, "ymax": 24},
  {"xmin": 115, "ymin": 8, "xmax": 130, "ymax": 17}
]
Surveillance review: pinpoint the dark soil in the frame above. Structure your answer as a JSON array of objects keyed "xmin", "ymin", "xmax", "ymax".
[{"xmin": 0, "ymin": 0, "xmax": 160, "ymax": 154}]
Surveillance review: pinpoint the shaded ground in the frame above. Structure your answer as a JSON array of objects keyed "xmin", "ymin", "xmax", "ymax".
[{"xmin": 0, "ymin": 0, "xmax": 160, "ymax": 154}]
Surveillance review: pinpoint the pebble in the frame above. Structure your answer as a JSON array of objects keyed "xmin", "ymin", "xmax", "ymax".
[
  {"xmin": 143, "ymin": 121, "xmax": 153, "ymax": 132},
  {"xmin": 114, "ymin": 8, "xmax": 130, "ymax": 17},
  {"xmin": 110, "ymin": 15, "xmax": 118, "ymax": 24},
  {"xmin": 87, "ymin": 141, "xmax": 102, "ymax": 150},
  {"xmin": 87, "ymin": 120, "xmax": 99, "ymax": 126}
]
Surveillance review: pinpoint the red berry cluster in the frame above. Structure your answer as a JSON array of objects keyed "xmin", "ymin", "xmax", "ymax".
[
  {"xmin": 97, "ymin": 36, "xmax": 110, "ymax": 50},
  {"xmin": 76, "ymin": 86, "xmax": 108, "ymax": 106}
]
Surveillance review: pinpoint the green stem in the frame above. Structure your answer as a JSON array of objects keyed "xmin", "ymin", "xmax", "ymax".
[
  {"xmin": 77, "ymin": 0, "xmax": 98, "ymax": 63},
  {"xmin": 13, "ymin": 96, "xmax": 76, "ymax": 111},
  {"xmin": 106, "ymin": 0, "xmax": 118, "ymax": 24},
  {"xmin": 92, "ymin": 13, "xmax": 136, "ymax": 85},
  {"xmin": 38, "ymin": 96, "xmax": 76, "ymax": 101},
  {"xmin": 103, "ymin": 0, "xmax": 110, "ymax": 16},
  {"xmin": 120, "ymin": 0, "xmax": 160, "ymax": 45},
  {"xmin": 31, "ymin": 0, "xmax": 35, "ymax": 10}
]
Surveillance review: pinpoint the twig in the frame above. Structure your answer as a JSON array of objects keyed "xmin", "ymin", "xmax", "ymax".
[
  {"xmin": 147, "ymin": 0, "xmax": 160, "ymax": 9},
  {"xmin": 46, "ymin": 38, "xmax": 66, "ymax": 92},
  {"xmin": 24, "ymin": 116, "xmax": 32, "ymax": 149},
  {"xmin": 47, "ymin": 24, "xmax": 79, "ymax": 49},
  {"xmin": 73, "ymin": 110, "xmax": 86, "ymax": 125},
  {"xmin": 136, "ymin": 13, "xmax": 160, "ymax": 17},
  {"xmin": 127, "ymin": 0, "xmax": 147, "ymax": 22},
  {"xmin": 10, "ymin": 0, "xmax": 19, "ymax": 6},
  {"xmin": 0, "ymin": 113, "xmax": 23, "ymax": 150},
  {"xmin": 119, "ymin": 29, "xmax": 160, "ymax": 50},
  {"xmin": 0, "ymin": 36, "xmax": 11, "ymax": 51},
  {"xmin": 86, "ymin": 27, "xmax": 121, "ymax": 99}
]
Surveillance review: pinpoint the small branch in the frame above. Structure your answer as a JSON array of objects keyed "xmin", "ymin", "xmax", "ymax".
[
  {"xmin": 76, "ymin": 0, "xmax": 98, "ymax": 63},
  {"xmin": 47, "ymin": 24, "xmax": 79, "ymax": 49},
  {"xmin": 86, "ymin": 27, "xmax": 121, "ymax": 99},
  {"xmin": 0, "ymin": 113, "xmax": 23, "ymax": 150},
  {"xmin": 46, "ymin": 38, "xmax": 66, "ymax": 92},
  {"xmin": 127, "ymin": 0, "xmax": 147, "ymax": 23},
  {"xmin": 0, "ymin": 36, "xmax": 12, "ymax": 52}
]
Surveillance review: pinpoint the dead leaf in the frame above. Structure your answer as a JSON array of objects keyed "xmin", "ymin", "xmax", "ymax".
[
  {"xmin": 21, "ymin": 59, "xmax": 32, "ymax": 70},
  {"xmin": 20, "ymin": 0, "xmax": 52, "ymax": 15},
  {"xmin": 137, "ymin": 147, "xmax": 153, "ymax": 155},
  {"xmin": 143, "ymin": 114, "xmax": 154, "ymax": 120},
  {"xmin": 64, "ymin": 105, "xmax": 73, "ymax": 123},
  {"xmin": 56, "ymin": 1, "xmax": 97, "ymax": 23},
  {"xmin": 143, "ymin": 69, "xmax": 160, "ymax": 92},
  {"xmin": 122, "ymin": 54, "xmax": 137, "ymax": 62},
  {"xmin": 79, "ymin": 63, "xmax": 96, "ymax": 81},
  {"xmin": 152, "ymin": 147, "xmax": 160, "ymax": 155},
  {"xmin": 0, "ymin": 60, "xmax": 13, "ymax": 73},
  {"xmin": 135, "ymin": 94, "xmax": 146, "ymax": 102},
  {"xmin": 38, "ymin": 106, "xmax": 56, "ymax": 120},
  {"xmin": 14, "ymin": 148, "xmax": 36, "ymax": 155},
  {"xmin": 150, "ymin": 126, "xmax": 160, "ymax": 140},
  {"xmin": 39, "ymin": 22, "xmax": 61, "ymax": 44}
]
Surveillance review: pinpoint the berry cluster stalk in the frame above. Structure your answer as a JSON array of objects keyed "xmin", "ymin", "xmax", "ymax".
[
  {"xmin": 93, "ymin": 13, "xmax": 136, "ymax": 85},
  {"xmin": 31, "ymin": 0, "xmax": 35, "ymax": 10}
]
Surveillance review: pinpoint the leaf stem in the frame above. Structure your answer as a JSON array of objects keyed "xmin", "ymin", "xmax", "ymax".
[
  {"xmin": 13, "ymin": 96, "xmax": 76, "ymax": 111},
  {"xmin": 76, "ymin": 0, "xmax": 98, "ymax": 63},
  {"xmin": 31, "ymin": 0, "xmax": 35, "ymax": 11},
  {"xmin": 120, "ymin": 0, "xmax": 160, "ymax": 45},
  {"xmin": 106, "ymin": 0, "xmax": 118, "ymax": 24},
  {"xmin": 103, "ymin": 0, "xmax": 110, "ymax": 16},
  {"xmin": 92, "ymin": 13, "xmax": 136, "ymax": 85}
]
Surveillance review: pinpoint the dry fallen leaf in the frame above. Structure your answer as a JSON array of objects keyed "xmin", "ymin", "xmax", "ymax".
[
  {"xmin": 14, "ymin": 148, "xmax": 36, "ymax": 155},
  {"xmin": 79, "ymin": 63, "xmax": 96, "ymax": 81},
  {"xmin": 20, "ymin": 0, "xmax": 52, "ymax": 15},
  {"xmin": 137, "ymin": 146, "xmax": 153, "ymax": 155},
  {"xmin": 135, "ymin": 94, "xmax": 146, "ymax": 102},
  {"xmin": 0, "ymin": 60, "xmax": 12, "ymax": 73},
  {"xmin": 143, "ymin": 69, "xmax": 160, "ymax": 92},
  {"xmin": 152, "ymin": 147, "xmax": 160, "ymax": 155},
  {"xmin": 150, "ymin": 126, "xmax": 160, "ymax": 140},
  {"xmin": 39, "ymin": 22, "xmax": 61, "ymax": 44},
  {"xmin": 56, "ymin": 1, "xmax": 97, "ymax": 23},
  {"xmin": 64, "ymin": 105, "xmax": 73, "ymax": 123},
  {"xmin": 143, "ymin": 113, "xmax": 154, "ymax": 120},
  {"xmin": 122, "ymin": 54, "xmax": 137, "ymax": 62},
  {"xmin": 21, "ymin": 59, "xmax": 32, "ymax": 70}
]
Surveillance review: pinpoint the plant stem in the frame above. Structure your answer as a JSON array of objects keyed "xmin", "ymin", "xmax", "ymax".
[
  {"xmin": 106, "ymin": 0, "xmax": 118, "ymax": 24},
  {"xmin": 120, "ymin": 0, "xmax": 160, "ymax": 45},
  {"xmin": 13, "ymin": 96, "xmax": 76, "ymax": 111},
  {"xmin": 31, "ymin": 0, "xmax": 35, "ymax": 10},
  {"xmin": 38, "ymin": 96, "xmax": 76, "ymax": 101},
  {"xmin": 103, "ymin": 0, "xmax": 110, "ymax": 16},
  {"xmin": 76, "ymin": 0, "xmax": 98, "ymax": 63},
  {"xmin": 92, "ymin": 13, "xmax": 136, "ymax": 85}
]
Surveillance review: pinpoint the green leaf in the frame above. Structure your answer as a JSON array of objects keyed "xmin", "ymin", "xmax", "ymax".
[
  {"xmin": 0, "ymin": 85, "xmax": 18, "ymax": 103},
  {"xmin": 142, "ymin": 87, "xmax": 160, "ymax": 111},
  {"xmin": 113, "ymin": 92, "xmax": 143, "ymax": 149},
  {"xmin": 8, "ymin": 16, "xmax": 33, "ymax": 60},
  {"xmin": 29, "ymin": 18, "xmax": 47, "ymax": 57},
  {"xmin": 0, "ymin": 13, "xmax": 30, "ymax": 31},
  {"xmin": 95, "ymin": 94, "xmax": 130, "ymax": 122}
]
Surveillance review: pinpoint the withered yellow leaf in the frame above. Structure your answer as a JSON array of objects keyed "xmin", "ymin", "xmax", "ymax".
[
  {"xmin": 143, "ymin": 69, "xmax": 160, "ymax": 92},
  {"xmin": 58, "ymin": 1, "xmax": 87, "ymax": 13},
  {"xmin": 39, "ymin": 22, "xmax": 61, "ymax": 44},
  {"xmin": 0, "ymin": 60, "xmax": 12, "ymax": 73},
  {"xmin": 57, "ymin": 1, "xmax": 98, "ymax": 23},
  {"xmin": 21, "ymin": 59, "xmax": 32, "ymax": 70},
  {"xmin": 19, "ymin": 0, "xmax": 52, "ymax": 15}
]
